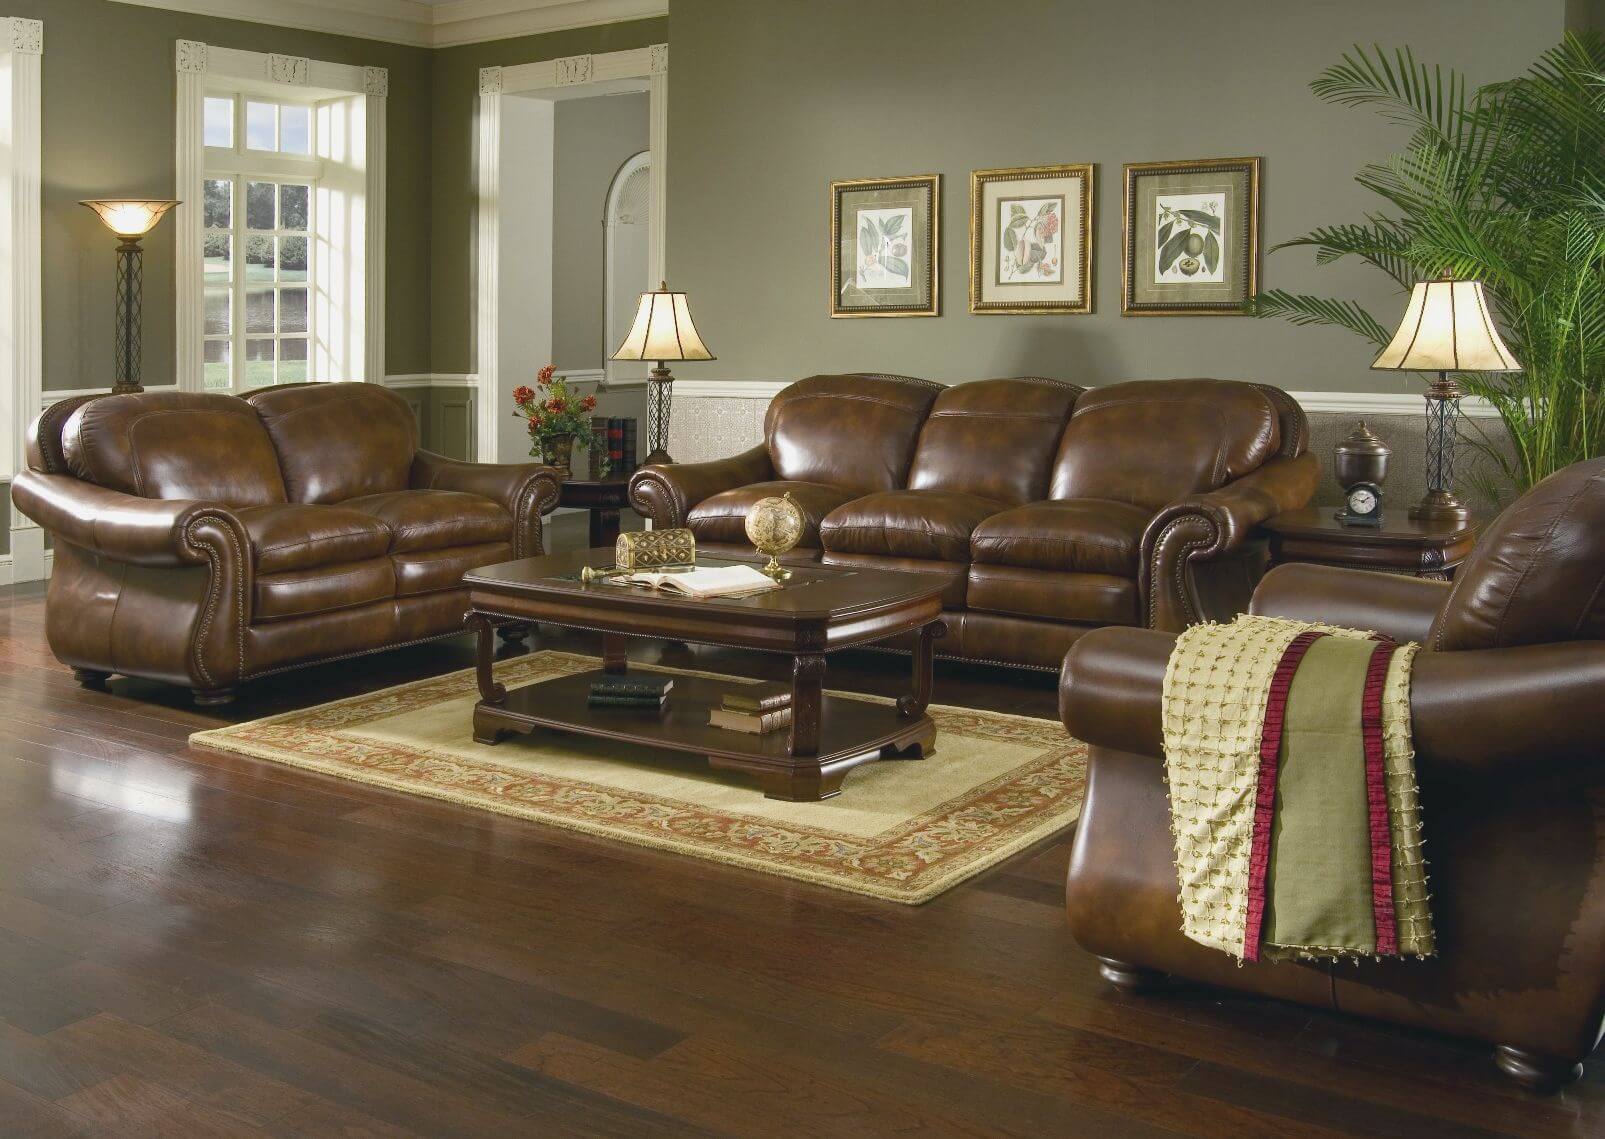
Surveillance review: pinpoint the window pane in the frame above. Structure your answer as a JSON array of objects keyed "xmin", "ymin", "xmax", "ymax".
[
  {"xmin": 279, "ymin": 236, "xmax": 308, "ymax": 282},
  {"xmin": 203, "ymin": 234, "xmax": 231, "ymax": 284},
  {"xmin": 245, "ymin": 101, "xmax": 277, "ymax": 150},
  {"xmin": 245, "ymin": 182, "xmax": 275, "ymax": 230},
  {"xmin": 280, "ymin": 288, "xmax": 308, "ymax": 333},
  {"xmin": 245, "ymin": 289, "xmax": 275, "ymax": 334},
  {"xmin": 244, "ymin": 338, "xmax": 275, "ymax": 389},
  {"xmin": 281, "ymin": 105, "xmax": 311, "ymax": 155},
  {"xmin": 244, "ymin": 235, "xmax": 275, "ymax": 281},
  {"xmin": 203, "ymin": 179, "xmax": 231, "ymax": 229},
  {"xmin": 204, "ymin": 288, "xmax": 230, "ymax": 335},
  {"xmin": 280, "ymin": 337, "xmax": 308, "ymax": 384},
  {"xmin": 204, "ymin": 97, "xmax": 234, "ymax": 148},
  {"xmin": 279, "ymin": 184, "xmax": 309, "ymax": 231},
  {"xmin": 202, "ymin": 340, "xmax": 231, "ymax": 391}
]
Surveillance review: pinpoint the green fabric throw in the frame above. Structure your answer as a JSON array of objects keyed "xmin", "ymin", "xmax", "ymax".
[{"xmin": 1263, "ymin": 635, "xmax": 1378, "ymax": 956}]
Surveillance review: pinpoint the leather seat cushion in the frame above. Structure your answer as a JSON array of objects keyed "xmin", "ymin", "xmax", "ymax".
[
  {"xmin": 970, "ymin": 498, "xmax": 1151, "ymax": 576},
  {"xmin": 687, "ymin": 481, "xmax": 857, "ymax": 547},
  {"xmin": 967, "ymin": 564, "xmax": 1137, "ymax": 626},
  {"xmin": 254, "ymin": 556, "xmax": 396, "ymax": 622},
  {"xmin": 393, "ymin": 542, "xmax": 513, "ymax": 597},
  {"xmin": 819, "ymin": 490, "xmax": 1004, "ymax": 562},
  {"xmin": 822, "ymin": 552, "xmax": 969, "ymax": 608},
  {"xmin": 341, "ymin": 490, "xmax": 512, "ymax": 553},
  {"xmin": 234, "ymin": 503, "xmax": 392, "ymax": 575}
]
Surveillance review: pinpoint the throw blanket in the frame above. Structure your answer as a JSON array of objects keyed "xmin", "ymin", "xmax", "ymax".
[{"xmin": 1162, "ymin": 614, "xmax": 1434, "ymax": 963}]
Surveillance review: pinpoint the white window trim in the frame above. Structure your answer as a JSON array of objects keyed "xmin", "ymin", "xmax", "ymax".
[
  {"xmin": 476, "ymin": 43, "xmax": 666, "ymax": 462},
  {"xmin": 176, "ymin": 40, "xmax": 386, "ymax": 390},
  {"xmin": 2, "ymin": 17, "xmax": 44, "ymax": 583}
]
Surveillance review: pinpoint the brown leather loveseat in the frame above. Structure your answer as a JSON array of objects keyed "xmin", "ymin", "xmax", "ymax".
[
  {"xmin": 1060, "ymin": 457, "xmax": 1605, "ymax": 1090},
  {"xmin": 11, "ymin": 383, "xmax": 559, "ymax": 704},
  {"xmin": 630, "ymin": 374, "xmax": 1318, "ymax": 669}
]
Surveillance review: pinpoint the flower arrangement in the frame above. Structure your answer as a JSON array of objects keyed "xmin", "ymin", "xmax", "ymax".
[{"xmin": 512, "ymin": 364, "xmax": 601, "ymax": 474}]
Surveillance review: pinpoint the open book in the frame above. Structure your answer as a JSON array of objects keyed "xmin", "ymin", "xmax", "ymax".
[{"xmin": 615, "ymin": 564, "xmax": 780, "ymax": 599}]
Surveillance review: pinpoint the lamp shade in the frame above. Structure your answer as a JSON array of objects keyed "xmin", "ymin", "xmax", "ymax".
[
  {"xmin": 611, "ymin": 283, "xmax": 715, "ymax": 362},
  {"xmin": 1371, "ymin": 279, "xmax": 1520, "ymax": 372},
  {"xmin": 80, "ymin": 199, "xmax": 180, "ymax": 240}
]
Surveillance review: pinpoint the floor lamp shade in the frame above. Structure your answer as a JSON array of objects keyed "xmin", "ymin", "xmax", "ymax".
[
  {"xmin": 1372, "ymin": 279, "xmax": 1520, "ymax": 522},
  {"xmin": 610, "ymin": 284, "xmax": 716, "ymax": 465},
  {"xmin": 81, "ymin": 199, "xmax": 180, "ymax": 395}
]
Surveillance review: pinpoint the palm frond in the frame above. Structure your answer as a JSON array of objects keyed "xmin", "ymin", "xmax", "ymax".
[{"xmin": 1245, "ymin": 291, "xmax": 1392, "ymax": 348}]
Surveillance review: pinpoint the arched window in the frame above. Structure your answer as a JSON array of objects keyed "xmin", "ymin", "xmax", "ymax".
[{"xmin": 604, "ymin": 150, "xmax": 651, "ymax": 385}]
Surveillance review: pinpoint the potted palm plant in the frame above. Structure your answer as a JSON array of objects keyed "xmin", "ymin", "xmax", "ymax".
[{"xmin": 1250, "ymin": 34, "xmax": 1605, "ymax": 499}]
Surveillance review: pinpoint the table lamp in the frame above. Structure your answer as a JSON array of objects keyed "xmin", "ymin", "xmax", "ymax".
[
  {"xmin": 80, "ymin": 199, "xmax": 180, "ymax": 394},
  {"xmin": 610, "ymin": 282, "xmax": 715, "ymax": 465},
  {"xmin": 1371, "ymin": 277, "xmax": 1519, "ymax": 522}
]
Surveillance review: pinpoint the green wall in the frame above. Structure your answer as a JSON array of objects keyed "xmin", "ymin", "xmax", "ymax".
[
  {"xmin": 0, "ymin": 0, "xmax": 433, "ymax": 390},
  {"xmin": 667, "ymin": 0, "xmax": 1568, "ymax": 390},
  {"xmin": 427, "ymin": 17, "xmax": 668, "ymax": 375}
]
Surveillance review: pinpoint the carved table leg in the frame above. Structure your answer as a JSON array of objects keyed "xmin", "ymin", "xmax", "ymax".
[
  {"xmin": 469, "ymin": 614, "xmax": 510, "ymax": 745},
  {"xmin": 897, "ymin": 619, "xmax": 947, "ymax": 718},
  {"xmin": 789, "ymin": 653, "xmax": 826, "ymax": 757},
  {"xmin": 602, "ymin": 632, "xmax": 629, "ymax": 675}
]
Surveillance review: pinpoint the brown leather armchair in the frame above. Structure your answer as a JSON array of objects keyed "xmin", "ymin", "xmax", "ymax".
[
  {"xmin": 1060, "ymin": 457, "xmax": 1605, "ymax": 1090},
  {"xmin": 631, "ymin": 374, "xmax": 1318, "ymax": 669},
  {"xmin": 12, "ymin": 384, "xmax": 559, "ymax": 704}
]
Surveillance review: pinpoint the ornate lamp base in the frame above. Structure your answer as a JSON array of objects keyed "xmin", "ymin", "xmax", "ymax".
[
  {"xmin": 1409, "ymin": 489, "xmax": 1471, "ymax": 523},
  {"xmin": 644, "ymin": 364, "xmax": 674, "ymax": 466},
  {"xmin": 1411, "ymin": 371, "xmax": 1470, "ymax": 523}
]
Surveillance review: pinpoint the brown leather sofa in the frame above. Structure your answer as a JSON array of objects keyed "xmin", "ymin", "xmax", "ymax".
[
  {"xmin": 11, "ymin": 383, "xmax": 560, "ymax": 704},
  {"xmin": 629, "ymin": 374, "xmax": 1318, "ymax": 668},
  {"xmin": 1060, "ymin": 457, "xmax": 1605, "ymax": 1090}
]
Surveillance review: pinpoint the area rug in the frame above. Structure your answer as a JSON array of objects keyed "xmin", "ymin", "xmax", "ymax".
[{"xmin": 188, "ymin": 651, "xmax": 1084, "ymax": 904}]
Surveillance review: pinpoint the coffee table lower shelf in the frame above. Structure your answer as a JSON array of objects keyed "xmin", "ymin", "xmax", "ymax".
[{"xmin": 473, "ymin": 668, "xmax": 935, "ymax": 801}]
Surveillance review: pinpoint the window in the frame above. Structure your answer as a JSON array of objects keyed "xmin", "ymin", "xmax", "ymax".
[{"xmin": 201, "ymin": 93, "xmax": 317, "ymax": 390}]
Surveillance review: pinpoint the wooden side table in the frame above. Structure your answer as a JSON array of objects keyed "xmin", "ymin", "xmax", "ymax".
[
  {"xmin": 558, "ymin": 477, "xmax": 632, "ymax": 548},
  {"xmin": 1260, "ymin": 507, "xmax": 1481, "ymax": 580}
]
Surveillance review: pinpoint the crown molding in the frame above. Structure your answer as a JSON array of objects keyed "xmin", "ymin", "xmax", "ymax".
[{"xmin": 107, "ymin": 0, "xmax": 667, "ymax": 49}]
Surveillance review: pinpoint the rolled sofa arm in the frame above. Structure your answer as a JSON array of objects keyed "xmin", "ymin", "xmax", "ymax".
[
  {"xmin": 1251, "ymin": 563, "xmax": 1450, "ymax": 645},
  {"xmin": 627, "ymin": 443, "xmax": 774, "ymax": 529},
  {"xmin": 410, "ymin": 450, "xmax": 561, "ymax": 558},
  {"xmin": 1059, "ymin": 625, "xmax": 1175, "ymax": 760},
  {"xmin": 1141, "ymin": 452, "xmax": 1321, "ymax": 631},
  {"xmin": 12, "ymin": 469, "xmax": 235, "ymax": 568}
]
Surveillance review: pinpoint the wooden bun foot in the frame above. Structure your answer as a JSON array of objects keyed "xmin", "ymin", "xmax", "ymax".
[
  {"xmin": 1096, "ymin": 957, "xmax": 1168, "ymax": 993},
  {"xmin": 1494, "ymin": 1046, "xmax": 1583, "ymax": 1093}
]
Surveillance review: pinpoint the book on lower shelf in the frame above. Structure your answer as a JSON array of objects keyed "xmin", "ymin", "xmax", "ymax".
[
  {"xmin": 721, "ymin": 686, "xmax": 792, "ymax": 714},
  {"xmin": 588, "ymin": 693, "xmax": 669, "ymax": 709},
  {"xmin": 590, "ymin": 676, "xmax": 673, "ymax": 699},
  {"xmin": 708, "ymin": 706, "xmax": 793, "ymax": 735}
]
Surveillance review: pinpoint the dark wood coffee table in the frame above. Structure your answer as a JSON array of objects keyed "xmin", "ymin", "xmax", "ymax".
[{"xmin": 462, "ymin": 550, "xmax": 947, "ymax": 801}]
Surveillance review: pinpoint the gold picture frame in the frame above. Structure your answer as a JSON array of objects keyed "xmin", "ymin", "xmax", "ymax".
[
  {"xmin": 830, "ymin": 174, "xmax": 940, "ymax": 318},
  {"xmin": 969, "ymin": 164, "xmax": 1094, "ymax": 314},
  {"xmin": 1122, "ymin": 157, "xmax": 1261, "ymax": 316}
]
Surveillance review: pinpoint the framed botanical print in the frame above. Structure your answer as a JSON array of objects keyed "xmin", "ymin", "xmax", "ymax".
[
  {"xmin": 1122, "ymin": 157, "xmax": 1261, "ymax": 316},
  {"xmin": 969, "ymin": 164, "xmax": 1094, "ymax": 314},
  {"xmin": 830, "ymin": 174, "xmax": 940, "ymax": 317}
]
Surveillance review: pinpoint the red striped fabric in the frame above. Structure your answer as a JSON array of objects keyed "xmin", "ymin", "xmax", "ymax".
[
  {"xmin": 1362, "ymin": 639, "xmax": 1400, "ymax": 956},
  {"xmin": 1243, "ymin": 630, "xmax": 1327, "ymax": 963}
]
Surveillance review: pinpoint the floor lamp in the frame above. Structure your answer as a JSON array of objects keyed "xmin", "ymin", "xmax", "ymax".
[
  {"xmin": 610, "ymin": 283, "xmax": 715, "ymax": 466},
  {"xmin": 80, "ymin": 199, "xmax": 179, "ymax": 395},
  {"xmin": 1371, "ymin": 278, "xmax": 1520, "ymax": 522}
]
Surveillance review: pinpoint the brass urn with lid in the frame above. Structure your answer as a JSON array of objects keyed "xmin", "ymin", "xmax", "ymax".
[{"xmin": 1334, "ymin": 420, "xmax": 1391, "ymax": 491}]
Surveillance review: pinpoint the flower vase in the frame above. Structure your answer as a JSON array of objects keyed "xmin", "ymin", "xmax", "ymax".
[{"xmin": 540, "ymin": 433, "xmax": 575, "ymax": 476}]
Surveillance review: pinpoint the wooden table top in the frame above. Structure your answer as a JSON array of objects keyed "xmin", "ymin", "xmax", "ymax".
[
  {"xmin": 1260, "ymin": 506, "xmax": 1482, "ymax": 548},
  {"xmin": 465, "ymin": 549, "xmax": 947, "ymax": 626}
]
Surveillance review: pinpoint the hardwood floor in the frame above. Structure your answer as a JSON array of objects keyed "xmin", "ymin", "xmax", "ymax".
[{"xmin": 0, "ymin": 573, "xmax": 1599, "ymax": 1136}]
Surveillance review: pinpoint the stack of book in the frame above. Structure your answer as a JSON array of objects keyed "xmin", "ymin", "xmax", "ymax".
[
  {"xmin": 590, "ymin": 416, "xmax": 639, "ymax": 478},
  {"xmin": 588, "ymin": 675, "xmax": 672, "ymax": 710},
  {"xmin": 707, "ymin": 685, "xmax": 792, "ymax": 735}
]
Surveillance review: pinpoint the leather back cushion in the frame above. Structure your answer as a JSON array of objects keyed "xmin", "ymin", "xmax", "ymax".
[
  {"xmin": 765, "ymin": 374, "xmax": 940, "ymax": 494},
  {"xmin": 1431, "ymin": 457, "xmax": 1605, "ymax": 651},
  {"xmin": 245, "ymin": 383, "xmax": 419, "ymax": 504},
  {"xmin": 1050, "ymin": 379, "xmax": 1281, "ymax": 508},
  {"xmin": 907, "ymin": 378, "xmax": 1082, "ymax": 505},
  {"xmin": 63, "ymin": 391, "xmax": 287, "ymax": 505}
]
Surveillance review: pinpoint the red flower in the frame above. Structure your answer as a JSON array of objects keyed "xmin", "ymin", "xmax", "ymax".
[
  {"xmin": 537, "ymin": 364, "xmax": 557, "ymax": 386},
  {"xmin": 579, "ymin": 394, "xmax": 597, "ymax": 411},
  {"xmin": 545, "ymin": 397, "xmax": 565, "ymax": 413},
  {"xmin": 526, "ymin": 417, "xmax": 541, "ymax": 433},
  {"xmin": 512, "ymin": 385, "xmax": 536, "ymax": 406}
]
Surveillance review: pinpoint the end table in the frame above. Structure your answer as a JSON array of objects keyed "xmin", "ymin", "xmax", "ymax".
[
  {"xmin": 1260, "ymin": 507, "xmax": 1481, "ymax": 580},
  {"xmin": 558, "ymin": 476, "xmax": 632, "ymax": 548}
]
